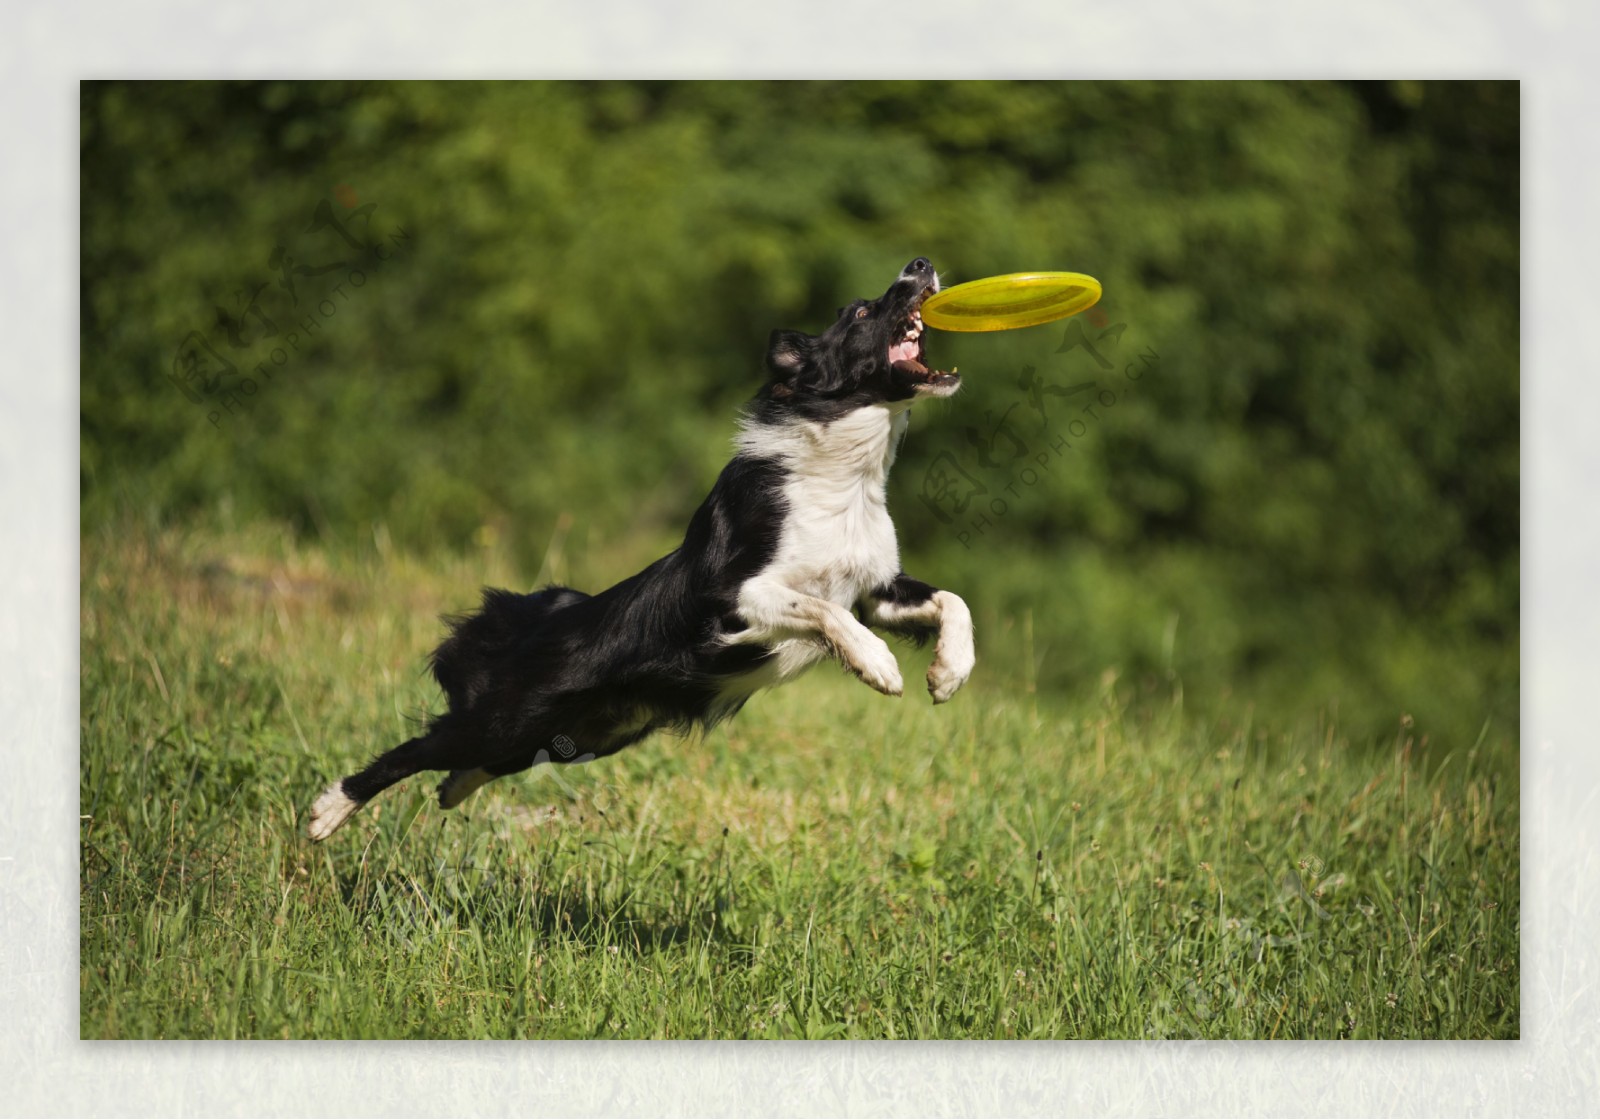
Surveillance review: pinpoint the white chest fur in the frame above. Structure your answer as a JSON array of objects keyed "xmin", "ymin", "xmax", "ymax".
[{"xmin": 741, "ymin": 405, "xmax": 910, "ymax": 608}]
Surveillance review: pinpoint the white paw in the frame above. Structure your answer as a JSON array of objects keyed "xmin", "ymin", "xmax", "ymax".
[
  {"xmin": 927, "ymin": 591, "xmax": 975, "ymax": 704},
  {"xmin": 851, "ymin": 634, "xmax": 904, "ymax": 697},
  {"xmin": 927, "ymin": 648, "xmax": 974, "ymax": 703},
  {"xmin": 306, "ymin": 782, "xmax": 363, "ymax": 842}
]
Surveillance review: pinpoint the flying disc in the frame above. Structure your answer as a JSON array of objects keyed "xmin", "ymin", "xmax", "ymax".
[{"xmin": 920, "ymin": 271, "xmax": 1102, "ymax": 333}]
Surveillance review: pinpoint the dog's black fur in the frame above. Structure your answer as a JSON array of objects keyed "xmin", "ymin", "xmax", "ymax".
[{"xmin": 307, "ymin": 258, "xmax": 973, "ymax": 840}]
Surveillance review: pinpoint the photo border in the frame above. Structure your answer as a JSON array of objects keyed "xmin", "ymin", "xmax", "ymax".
[{"xmin": 7, "ymin": 7, "xmax": 1583, "ymax": 1115}]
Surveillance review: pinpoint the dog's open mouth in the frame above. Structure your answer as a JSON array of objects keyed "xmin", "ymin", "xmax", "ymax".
[{"xmin": 888, "ymin": 288, "xmax": 960, "ymax": 396}]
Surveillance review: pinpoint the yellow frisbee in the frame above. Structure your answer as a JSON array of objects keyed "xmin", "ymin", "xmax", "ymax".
[{"xmin": 920, "ymin": 271, "xmax": 1103, "ymax": 332}]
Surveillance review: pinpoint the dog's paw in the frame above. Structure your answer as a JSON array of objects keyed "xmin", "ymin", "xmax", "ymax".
[
  {"xmin": 927, "ymin": 653, "xmax": 973, "ymax": 704},
  {"xmin": 851, "ymin": 634, "xmax": 904, "ymax": 697},
  {"xmin": 927, "ymin": 591, "xmax": 975, "ymax": 704},
  {"xmin": 306, "ymin": 782, "xmax": 363, "ymax": 842}
]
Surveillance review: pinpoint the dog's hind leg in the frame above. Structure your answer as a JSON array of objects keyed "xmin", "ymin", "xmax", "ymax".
[
  {"xmin": 437, "ymin": 767, "xmax": 495, "ymax": 810},
  {"xmin": 307, "ymin": 782, "xmax": 365, "ymax": 841},
  {"xmin": 438, "ymin": 745, "xmax": 567, "ymax": 809},
  {"xmin": 306, "ymin": 731, "xmax": 458, "ymax": 841}
]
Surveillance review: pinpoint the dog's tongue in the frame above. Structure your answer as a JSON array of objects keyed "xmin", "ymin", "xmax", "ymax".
[{"xmin": 888, "ymin": 337, "xmax": 920, "ymax": 364}]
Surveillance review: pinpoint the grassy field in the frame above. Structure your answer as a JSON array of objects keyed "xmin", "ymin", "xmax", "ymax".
[{"xmin": 79, "ymin": 520, "xmax": 1519, "ymax": 1040}]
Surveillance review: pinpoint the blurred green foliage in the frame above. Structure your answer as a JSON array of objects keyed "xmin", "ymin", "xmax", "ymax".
[{"xmin": 80, "ymin": 80, "xmax": 1518, "ymax": 747}]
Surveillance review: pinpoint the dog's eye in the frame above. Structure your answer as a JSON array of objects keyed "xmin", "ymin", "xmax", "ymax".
[{"xmin": 855, "ymin": 307, "xmax": 869, "ymax": 320}]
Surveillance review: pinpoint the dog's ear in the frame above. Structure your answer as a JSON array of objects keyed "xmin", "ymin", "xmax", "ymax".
[{"xmin": 766, "ymin": 330, "xmax": 813, "ymax": 378}]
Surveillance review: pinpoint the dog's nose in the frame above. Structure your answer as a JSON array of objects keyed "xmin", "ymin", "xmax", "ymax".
[{"xmin": 904, "ymin": 257, "xmax": 933, "ymax": 275}]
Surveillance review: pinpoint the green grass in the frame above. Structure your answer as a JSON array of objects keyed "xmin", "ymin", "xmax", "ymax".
[{"xmin": 80, "ymin": 520, "xmax": 1519, "ymax": 1039}]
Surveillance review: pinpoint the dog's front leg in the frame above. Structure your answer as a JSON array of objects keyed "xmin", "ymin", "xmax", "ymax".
[
  {"xmin": 728, "ymin": 576, "xmax": 904, "ymax": 696},
  {"xmin": 860, "ymin": 574, "xmax": 975, "ymax": 704}
]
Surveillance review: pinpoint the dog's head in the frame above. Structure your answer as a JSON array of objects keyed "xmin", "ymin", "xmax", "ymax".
[{"xmin": 763, "ymin": 258, "xmax": 960, "ymax": 415}]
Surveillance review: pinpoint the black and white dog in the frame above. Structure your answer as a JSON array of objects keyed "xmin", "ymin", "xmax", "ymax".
[{"xmin": 307, "ymin": 257, "xmax": 974, "ymax": 841}]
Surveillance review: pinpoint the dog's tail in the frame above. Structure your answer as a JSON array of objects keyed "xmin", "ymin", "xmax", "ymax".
[{"xmin": 428, "ymin": 585, "xmax": 590, "ymax": 712}]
